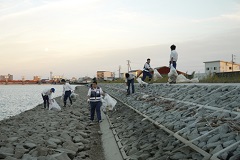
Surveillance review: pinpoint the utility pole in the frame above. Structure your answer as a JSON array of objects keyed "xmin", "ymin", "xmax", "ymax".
[
  {"xmin": 232, "ymin": 54, "xmax": 236, "ymax": 72},
  {"xmin": 118, "ymin": 65, "xmax": 121, "ymax": 78},
  {"xmin": 127, "ymin": 60, "xmax": 131, "ymax": 73}
]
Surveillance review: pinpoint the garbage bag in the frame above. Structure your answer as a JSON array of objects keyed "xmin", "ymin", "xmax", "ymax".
[
  {"xmin": 136, "ymin": 77, "xmax": 148, "ymax": 85},
  {"xmin": 101, "ymin": 97, "xmax": 108, "ymax": 112},
  {"xmin": 103, "ymin": 94, "xmax": 117, "ymax": 111},
  {"xmin": 70, "ymin": 92, "xmax": 78, "ymax": 102},
  {"xmin": 176, "ymin": 74, "xmax": 191, "ymax": 83},
  {"xmin": 49, "ymin": 99, "xmax": 61, "ymax": 111},
  {"xmin": 168, "ymin": 65, "xmax": 178, "ymax": 82},
  {"xmin": 176, "ymin": 74, "xmax": 199, "ymax": 83},
  {"xmin": 190, "ymin": 78, "xmax": 199, "ymax": 83},
  {"xmin": 153, "ymin": 69, "xmax": 163, "ymax": 81}
]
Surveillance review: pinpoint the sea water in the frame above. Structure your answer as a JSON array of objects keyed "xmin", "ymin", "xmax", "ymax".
[{"xmin": 0, "ymin": 84, "xmax": 79, "ymax": 121}]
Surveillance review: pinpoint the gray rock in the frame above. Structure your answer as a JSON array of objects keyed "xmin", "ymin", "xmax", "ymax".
[
  {"xmin": 138, "ymin": 153, "xmax": 150, "ymax": 160},
  {"xmin": 206, "ymin": 141, "xmax": 221, "ymax": 149},
  {"xmin": 36, "ymin": 147, "xmax": 49, "ymax": 156},
  {"xmin": 207, "ymin": 134, "xmax": 220, "ymax": 144},
  {"xmin": 62, "ymin": 141, "xmax": 79, "ymax": 152},
  {"xmin": 223, "ymin": 140, "xmax": 236, "ymax": 148},
  {"xmin": 47, "ymin": 140, "xmax": 58, "ymax": 149},
  {"xmin": 4, "ymin": 156, "xmax": 18, "ymax": 160},
  {"xmin": 191, "ymin": 153, "xmax": 203, "ymax": 160},
  {"xmin": 60, "ymin": 132, "xmax": 72, "ymax": 141},
  {"xmin": 51, "ymin": 152, "xmax": 71, "ymax": 160},
  {"xmin": 7, "ymin": 137, "xmax": 19, "ymax": 142},
  {"xmin": 23, "ymin": 142, "xmax": 37, "ymax": 149},
  {"xmin": 211, "ymin": 145, "xmax": 223, "ymax": 154},
  {"xmin": 0, "ymin": 152, "xmax": 13, "ymax": 159},
  {"xmin": 73, "ymin": 136, "xmax": 83, "ymax": 143},
  {"xmin": 128, "ymin": 147, "xmax": 138, "ymax": 155},
  {"xmin": 229, "ymin": 154, "xmax": 240, "ymax": 160},
  {"xmin": 78, "ymin": 131, "xmax": 89, "ymax": 138},
  {"xmin": 55, "ymin": 148, "xmax": 76, "ymax": 159},
  {"xmin": 170, "ymin": 152, "xmax": 187, "ymax": 159},
  {"xmin": 22, "ymin": 154, "xmax": 37, "ymax": 160},
  {"xmin": 48, "ymin": 138, "xmax": 62, "ymax": 145},
  {"xmin": 79, "ymin": 139, "xmax": 90, "ymax": 144}
]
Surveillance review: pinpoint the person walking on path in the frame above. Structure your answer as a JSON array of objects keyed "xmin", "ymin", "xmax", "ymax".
[
  {"xmin": 41, "ymin": 88, "xmax": 55, "ymax": 109},
  {"xmin": 62, "ymin": 79, "xmax": 74, "ymax": 107},
  {"xmin": 125, "ymin": 73, "xmax": 135, "ymax": 95},
  {"xmin": 169, "ymin": 44, "xmax": 178, "ymax": 69},
  {"xmin": 87, "ymin": 81, "xmax": 105, "ymax": 123},
  {"xmin": 142, "ymin": 58, "xmax": 153, "ymax": 83}
]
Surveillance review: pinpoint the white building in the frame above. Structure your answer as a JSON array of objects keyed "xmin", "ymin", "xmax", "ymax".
[
  {"xmin": 204, "ymin": 60, "xmax": 240, "ymax": 74},
  {"xmin": 97, "ymin": 71, "xmax": 114, "ymax": 81}
]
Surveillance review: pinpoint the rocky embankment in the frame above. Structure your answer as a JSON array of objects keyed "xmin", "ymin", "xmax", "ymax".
[
  {"xmin": 0, "ymin": 86, "xmax": 104, "ymax": 160},
  {"xmin": 101, "ymin": 83, "xmax": 240, "ymax": 160}
]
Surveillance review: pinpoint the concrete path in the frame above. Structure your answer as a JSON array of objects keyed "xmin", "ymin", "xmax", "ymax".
[{"xmin": 100, "ymin": 111, "xmax": 123, "ymax": 160}]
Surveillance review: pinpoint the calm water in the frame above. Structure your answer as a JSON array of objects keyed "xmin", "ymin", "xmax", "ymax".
[{"xmin": 0, "ymin": 84, "xmax": 79, "ymax": 121}]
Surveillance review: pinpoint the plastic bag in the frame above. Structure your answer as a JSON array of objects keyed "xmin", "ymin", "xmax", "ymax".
[
  {"xmin": 190, "ymin": 78, "xmax": 199, "ymax": 83},
  {"xmin": 136, "ymin": 77, "xmax": 148, "ymax": 85},
  {"xmin": 176, "ymin": 74, "xmax": 199, "ymax": 83},
  {"xmin": 101, "ymin": 97, "xmax": 108, "ymax": 113},
  {"xmin": 70, "ymin": 92, "xmax": 78, "ymax": 102},
  {"xmin": 153, "ymin": 69, "xmax": 163, "ymax": 81},
  {"xmin": 103, "ymin": 94, "xmax": 117, "ymax": 111},
  {"xmin": 168, "ymin": 65, "xmax": 178, "ymax": 82},
  {"xmin": 49, "ymin": 99, "xmax": 61, "ymax": 111},
  {"xmin": 176, "ymin": 74, "xmax": 190, "ymax": 83}
]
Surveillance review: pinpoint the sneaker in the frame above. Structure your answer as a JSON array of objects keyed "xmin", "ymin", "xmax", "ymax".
[
  {"xmin": 98, "ymin": 120, "xmax": 102, "ymax": 123},
  {"xmin": 89, "ymin": 121, "xmax": 94, "ymax": 125}
]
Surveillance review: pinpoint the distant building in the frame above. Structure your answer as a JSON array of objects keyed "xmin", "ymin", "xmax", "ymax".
[
  {"xmin": 52, "ymin": 75, "xmax": 63, "ymax": 82},
  {"xmin": 129, "ymin": 70, "xmax": 142, "ymax": 77},
  {"xmin": 78, "ymin": 76, "xmax": 92, "ymax": 83},
  {"xmin": 33, "ymin": 76, "xmax": 41, "ymax": 81},
  {"xmin": 97, "ymin": 71, "xmax": 114, "ymax": 81},
  {"xmin": 0, "ymin": 74, "xmax": 13, "ymax": 81},
  {"xmin": 204, "ymin": 60, "xmax": 240, "ymax": 74}
]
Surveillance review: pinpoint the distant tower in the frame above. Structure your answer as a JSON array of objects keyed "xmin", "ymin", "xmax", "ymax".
[{"xmin": 50, "ymin": 72, "xmax": 53, "ymax": 80}]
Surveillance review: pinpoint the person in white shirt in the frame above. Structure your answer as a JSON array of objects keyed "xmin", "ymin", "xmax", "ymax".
[
  {"xmin": 169, "ymin": 44, "xmax": 178, "ymax": 69},
  {"xmin": 62, "ymin": 79, "xmax": 73, "ymax": 107},
  {"xmin": 41, "ymin": 88, "xmax": 55, "ymax": 109},
  {"xmin": 142, "ymin": 58, "xmax": 153, "ymax": 83},
  {"xmin": 87, "ymin": 81, "xmax": 105, "ymax": 123},
  {"xmin": 125, "ymin": 73, "xmax": 135, "ymax": 95}
]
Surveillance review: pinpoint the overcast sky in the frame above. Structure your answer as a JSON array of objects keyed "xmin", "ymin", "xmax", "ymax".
[{"xmin": 1, "ymin": 0, "xmax": 240, "ymax": 79}]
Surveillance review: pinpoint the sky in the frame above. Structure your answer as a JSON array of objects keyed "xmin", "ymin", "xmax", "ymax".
[{"xmin": 0, "ymin": 0, "xmax": 240, "ymax": 80}]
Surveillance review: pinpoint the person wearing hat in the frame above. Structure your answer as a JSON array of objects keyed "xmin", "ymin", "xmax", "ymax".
[
  {"xmin": 169, "ymin": 44, "xmax": 178, "ymax": 69},
  {"xmin": 61, "ymin": 79, "xmax": 74, "ymax": 107},
  {"xmin": 41, "ymin": 88, "xmax": 55, "ymax": 109}
]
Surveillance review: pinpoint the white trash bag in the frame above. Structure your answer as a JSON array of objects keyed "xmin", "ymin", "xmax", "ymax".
[
  {"xmin": 190, "ymin": 78, "xmax": 199, "ymax": 83},
  {"xmin": 101, "ymin": 97, "xmax": 108, "ymax": 113},
  {"xmin": 153, "ymin": 69, "xmax": 163, "ymax": 81},
  {"xmin": 49, "ymin": 99, "xmax": 61, "ymax": 111},
  {"xmin": 168, "ymin": 65, "xmax": 178, "ymax": 83},
  {"xmin": 136, "ymin": 77, "xmax": 148, "ymax": 85},
  {"xmin": 176, "ymin": 74, "xmax": 191, "ymax": 83},
  {"xmin": 103, "ymin": 94, "xmax": 117, "ymax": 111},
  {"xmin": 70, "ymin": 92, "xmax": 79, "ymax": 102}
]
